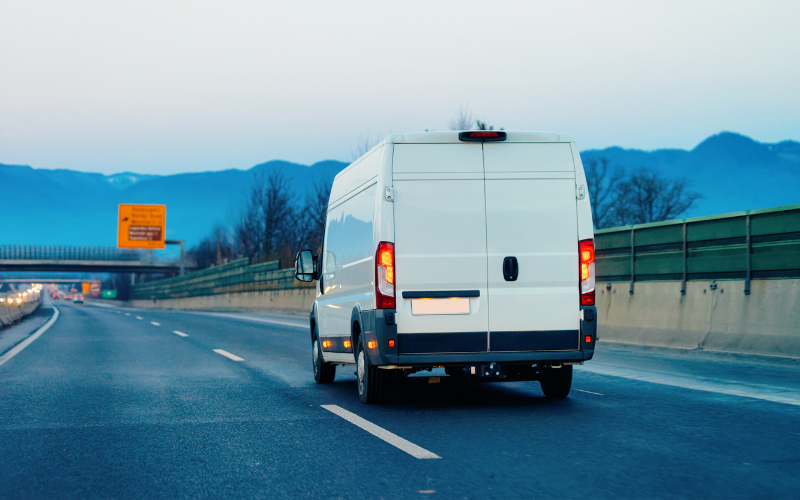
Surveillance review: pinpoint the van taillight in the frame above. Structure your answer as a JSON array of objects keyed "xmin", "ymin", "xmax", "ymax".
[
  {"xmin": 580, "ymin": 239, "xmax": 595, "ymax": 306},
  {"xmin": 376, "ymin": 242, "xmax": 395, "ymax": 309}
]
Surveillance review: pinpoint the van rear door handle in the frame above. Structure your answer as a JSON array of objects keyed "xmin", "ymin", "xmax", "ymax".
[{"xmin": 503, "ymin": 256, "xmax": 518, "ymax": 281}]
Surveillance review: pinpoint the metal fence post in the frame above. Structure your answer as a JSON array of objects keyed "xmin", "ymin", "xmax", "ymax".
[
  {"xmin": 745, "ymin": 214, "xmax": 751, "ymax": 295},
  {"xmin": 629, "ymin": 228, "xmax": 635, "ymax": 295},
  {"xmin": 165, "ymin": 240, "xmax": 185, "ymax": 276},
  {"xmin": 681, "ymin": 222, "xmax": 688, "ymax": 296}
]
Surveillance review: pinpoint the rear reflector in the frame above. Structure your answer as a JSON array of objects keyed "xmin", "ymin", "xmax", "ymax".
[{"xmin": 458, "ymin": 131, "xmax": 507, "ymax": 142}]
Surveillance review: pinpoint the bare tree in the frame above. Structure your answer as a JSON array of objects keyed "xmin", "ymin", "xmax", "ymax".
[
  {"xmin": 260, "ymin": 170, "xmax": 295, "ymax": 263},
  {"xmin": 611, "ymin": 169, "xmax": 701, "ymax": 226},
  {"xmin": 450, "ymin": 105, "xmax": 474, "ymax": 131},
  {"xmin": 235, "ymin": 178, "xmax": 266, "ymax": 260},
  {"xmin": 234, "ymin": 170, "xmax": 296, "ymax": 265},
  {"xmin": 584, "ymin": 157, "xmax": 626, "ymax": 229},
  {"xmin": 190, "ymin": 224, "xmax": 237, "ymax": 269},
  {"xmin": 476, "ymin": 120, "xmax": 504, "ymax": 131},
  {"xmin": 294, "ymin": 177, "xmax": 332, "ymax": 255},
  {"xmin": 350, "ymin": 131, "xmax": 383, "ymax": 161}
]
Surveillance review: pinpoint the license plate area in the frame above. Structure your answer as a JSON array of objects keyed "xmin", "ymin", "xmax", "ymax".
[{"xmin": 411, "ymin": 298, "xmax": 470, "ymax": 315}]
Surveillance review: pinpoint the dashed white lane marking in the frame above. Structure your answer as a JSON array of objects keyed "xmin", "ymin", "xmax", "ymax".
[
  {"xmin": 124, "ymin": 313, "xmax": 130, "ymax": 316},
  {"xmin": 0, "ymin": 306, "xmax": 60, "ymax": 369},
  {"xmin": 213, "ymin": 349, "xmax": 244, "ymax": 361},
  {"xmin": 150, "ymin": 321, "xmax": 161, "ymax": 326},
  {"xmin": 321, "ymin": 405, "xmax": 441, "ymax": 460},
  {"xmin": 135, "ymin": 316, "xmax": 143, "ymax": 320},
  {"xmin": 575, "ymin": 389, "xmax": 604, "ymax": 396},
  {"xmin": 173, "ymin": 331, "xmax": 189, "ymax": 337},
  {"xmin": 579, "ymin": 363, "xmax": 800, "ymax": 407}
]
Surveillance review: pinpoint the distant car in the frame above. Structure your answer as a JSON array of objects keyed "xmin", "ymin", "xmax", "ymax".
[
  {"xmin": 52, "ymin": 293, "xmax": 60, "ymax": 299},
  {"xmin": 73, "ymin": 294, "xmax": 84, "ymax": 304}
]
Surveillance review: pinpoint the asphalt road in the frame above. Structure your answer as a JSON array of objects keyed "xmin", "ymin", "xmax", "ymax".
[{"xmin": 1, "ymin": 300, "xmax": 799, "ymax": 499}]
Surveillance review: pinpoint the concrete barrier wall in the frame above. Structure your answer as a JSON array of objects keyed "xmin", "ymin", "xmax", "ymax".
[
  {"xmin": 0, "ymin": 297, "xmax": 42, "ymax": 328},
  {"xmin": 128, "ymin": 287, "xmax": 315, "ymax": 317},
  {"xmin": 597, "ymin": 279, "xmax": 800, "ymax": 357}
]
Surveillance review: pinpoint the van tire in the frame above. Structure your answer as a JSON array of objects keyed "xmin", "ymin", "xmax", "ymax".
[
  {"xmin": 313, "ymin": 337, "xmax": 335, "ymax": 384},
  {"xmin": 539, "ymin": 365, "xmax": 572, "ymax": 399},
  {"xmin": 357, "ymin": 340, "xmax": 384, "ymax": 404}
]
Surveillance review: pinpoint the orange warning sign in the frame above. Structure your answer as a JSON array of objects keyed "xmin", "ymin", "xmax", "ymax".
[{"xmin": 117, "ymin": 204, "xmax": 166, "ymax": 249}]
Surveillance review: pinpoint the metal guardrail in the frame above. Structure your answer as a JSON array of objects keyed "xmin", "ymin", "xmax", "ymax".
[
  {"xmin": 131, "ymin": 258, "xmax": 312, "ymax": 301},
  {"xmin": 131, "ymin": 204, "xmax": 800, "ymax": 301},
  {"xmin": 595, "ymin": 204, "xmax": 800, "ymax": 295}
]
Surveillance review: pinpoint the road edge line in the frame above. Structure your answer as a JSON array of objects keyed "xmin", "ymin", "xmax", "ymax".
[
  {"xmin": 0, "ymin": 305, "xmax": 60, "ymax": 369},
  {"xmin": 321, "ymin": 404, "xmax": 441, "ymax": 459}
]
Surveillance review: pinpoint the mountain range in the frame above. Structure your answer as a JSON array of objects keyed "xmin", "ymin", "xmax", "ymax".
[{"xmin": 2, "ymin": 132, "xmax": 798, "ymax": 248}]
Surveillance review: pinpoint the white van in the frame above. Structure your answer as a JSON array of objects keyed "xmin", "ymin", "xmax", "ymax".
[{"xmin": 295, "ymin": 131, "xmax": 596, "ymax": 403}]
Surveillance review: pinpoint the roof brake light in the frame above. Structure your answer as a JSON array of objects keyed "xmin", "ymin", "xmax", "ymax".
[{"xmin": 458, "ymin": 131, "xmax": 507, "ymax": 142}]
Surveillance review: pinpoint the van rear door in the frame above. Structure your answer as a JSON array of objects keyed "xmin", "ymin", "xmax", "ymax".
[
  {"xmin": 483, "ymin": 143, "xmax": 580, "ymax": 352},
  {"xmin": 392, "ymin": 144, "xmax": 490, "ymax": 353}
]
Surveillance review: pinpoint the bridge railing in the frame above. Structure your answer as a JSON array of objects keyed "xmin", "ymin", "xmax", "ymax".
[{"xmin": 0, "ymin": 245, "xmax": 180, "ymax": 263}]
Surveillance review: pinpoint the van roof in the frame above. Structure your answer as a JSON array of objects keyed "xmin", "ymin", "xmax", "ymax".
[{"xmin": 384, "ymin": 131, "xmax": 574, "ymax": 144}]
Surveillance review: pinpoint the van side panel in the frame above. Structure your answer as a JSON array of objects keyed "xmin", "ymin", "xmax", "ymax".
[
  {"xmin": 392, "ymin": 144, "xmax": 490, "ymax": 341},
  {"xmin": 329, "ymin": 147, "xmax": 382, "ymax": 205},
  {"xmin": 318, "ymin": 148, "xmax": 381, "ymax": 363}
]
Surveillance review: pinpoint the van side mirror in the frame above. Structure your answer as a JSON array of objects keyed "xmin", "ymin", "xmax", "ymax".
[{"xmin": 295, "ymin": 250, "xmax": 318, "ymax": 282}]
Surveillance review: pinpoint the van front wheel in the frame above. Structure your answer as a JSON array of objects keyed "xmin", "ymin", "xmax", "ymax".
[
  {"xmin": 357, "ymin": 341, "xmax": 385, "ymax": 404},
  {"xmin": 539, "ymin": 365, "xmax": 572, "ymax": 399},
  {"xmin": 313, "ymin": 338, "xmax": 335, "ymax": 384}
]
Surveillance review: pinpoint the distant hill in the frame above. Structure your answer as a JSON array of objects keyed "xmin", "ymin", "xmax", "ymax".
[
  {"xmin": 2, "ymin": 132, "xmax": 798, "ymax": 247},
  {"xmin": 581, "ymin": 132, "xmax": 800, "ymax": 217},
  {"xmin": 1, "ymin": 160, "xmax": 348, "ymax": 247}
]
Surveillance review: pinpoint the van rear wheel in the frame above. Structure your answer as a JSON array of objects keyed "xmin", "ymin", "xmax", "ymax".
[
  {"xmin": 357, "ymin": 340, "xmax": 385, "ymax": 404},
  {"xmin": 313, "ymin": 338, "xmax": 335, "ymax": 384},
  {"xmin": 539, "ymin": 365, "xmax": 572, "ymax": 399}
]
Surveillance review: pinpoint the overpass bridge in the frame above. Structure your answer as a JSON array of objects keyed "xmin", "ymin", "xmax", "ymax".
[{"xmin": 0, "ymin": 245, "xmax": 188, "ymax": 274}]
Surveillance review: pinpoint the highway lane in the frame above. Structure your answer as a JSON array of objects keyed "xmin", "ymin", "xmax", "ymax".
[{"xmin": 1, "ymin": 300, "xmax": 799, "ymax": 499}]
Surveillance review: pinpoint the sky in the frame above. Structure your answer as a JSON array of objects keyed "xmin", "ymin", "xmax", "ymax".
[{"xmin": 1, "ymin": 0, "xmax": 799, "ymax": 175}]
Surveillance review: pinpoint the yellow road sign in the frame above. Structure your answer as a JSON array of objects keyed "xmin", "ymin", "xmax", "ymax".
[{"xmin": 117, "ymin": 204, "xmax": 166, "ymax": 249}]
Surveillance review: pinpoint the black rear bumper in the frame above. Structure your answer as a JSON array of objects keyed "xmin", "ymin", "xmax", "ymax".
[{"xmin": 360, "ymin": 306, "xmax": 597, "ymax": 367}]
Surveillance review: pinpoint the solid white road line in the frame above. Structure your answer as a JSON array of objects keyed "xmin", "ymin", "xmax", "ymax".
[
  {"xmin": 191, "ymin": 312, "xmax": 305, "ymax": 329},
  {"xmin": 579, "ymin": 363, "xmax": 800, "ymax": 407},
  {"xmin": 213, "ymin": 349, "xmax": 244, "ymax": 361},
  {"xmin": 150, "ymin": 321, "xmax": 161, "ymax": 326},
  {"xmin": 135, "ymin": 316, "xmax": 143, "ymax": 320},
  {"xmin": 173, "ymin": 331, "xmax": 189, "ymax": 337},
  {"xmin": 321, "ymin": 405, "xmax": 441, "ymax": 460},
  {"xmin": 0, "ymin": 306, "xmax": 60, "ymax": 369}
]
